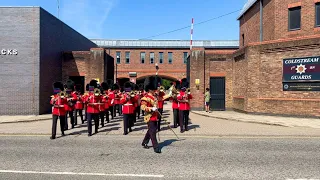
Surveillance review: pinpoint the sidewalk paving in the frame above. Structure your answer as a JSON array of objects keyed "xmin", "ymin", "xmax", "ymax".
[
  {"xmin": 0, "ymin": 114, "xmax": 52, "ymax": 124},
  {"xmin": 192, "ymin": 110, "xmax": 320, "ymax": 129}
]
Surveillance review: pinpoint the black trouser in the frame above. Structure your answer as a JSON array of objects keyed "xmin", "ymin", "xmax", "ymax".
[
  {"xmin": 114, "ymin": 104, "xmax": 122, "ymax": 116},
  {"xmin": 109, "ymin": 106, "xmax": 114, "ymax": 119},
  {"xmin": 84, "ymin": 107, "xmax": 88, "ymax": 121},
  {"xmin": 179, "ymin": 110, "xmax": 189, "ymax": 131},
  {"xmin": 99, "ymin": 111, "xmax": 105, "ymax": 127},
  {"xmin": 87, "ymin": 113, "xmax": 99, "ymax": 135},
  {"xmin": 142, "ymin": 110, "xmax": 145, "ymax": 116},
  {"xmin": 157, "ymin": 108, "xmax": 163, "ymax": 131},
  {"xmin": 123, "ymin": 114, "xmax": 133, "ymax": 134},
  {"xmin": 52, "ymin": 115, "xmax": 65, "ymax": 138},
  {"xmin": 105, "ymin": 109, "xmax": 110, "ymax": 123},
  {"xmin": 173, "ymin": 108, "xmax": 180, "ymax": 128},
  {"xmin": 136, "ymin": 106, "xmax": 141, "ymax": 119},
  {"xmin": 142, "ymin": 121, "xmax": 158, "ymax": 149},
  {"xmin": 68, "ymin": 110, "xmax": 75, "ymax": 128},
  {"xmin": 74, "ymin": 109, "xmax": 83, "ymax": 124}
]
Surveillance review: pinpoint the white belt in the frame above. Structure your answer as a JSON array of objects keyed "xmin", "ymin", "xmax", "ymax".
[
  {"xmin": 54, "ymin": 105, "xmax": 64, "ymax": 107},
  {"xmin": 88, "ymin": 103, "xmax": 104, "ymax": 105},
  {"xmin": 124, "ymin": 104, "xmax": 133, "ymax": 106}
]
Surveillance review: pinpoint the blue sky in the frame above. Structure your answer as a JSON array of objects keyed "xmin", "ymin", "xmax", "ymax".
[{"xmin": 0, "ymin": 0, "xmax": 247, "ymax": 40}]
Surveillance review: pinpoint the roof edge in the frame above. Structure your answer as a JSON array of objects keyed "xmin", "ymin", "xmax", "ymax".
[{"xmin": 237, "ymin": 0, "xmax": 258, "ymax": 20}]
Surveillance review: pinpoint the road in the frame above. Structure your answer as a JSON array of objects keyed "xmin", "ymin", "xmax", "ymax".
[{"xmin": 0, "ymin": 135, "xmax": 320, "ymax": 180}]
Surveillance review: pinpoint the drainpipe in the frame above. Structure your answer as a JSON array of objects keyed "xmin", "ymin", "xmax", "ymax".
[{"xmin": 260, "ymin": 0, "xmax": 263, "ymax": 42}]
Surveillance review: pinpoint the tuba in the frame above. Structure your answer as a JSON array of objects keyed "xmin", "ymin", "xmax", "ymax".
[{"xmin": 168, "ymin": 84, "xmax": 178, "ymax": 98}]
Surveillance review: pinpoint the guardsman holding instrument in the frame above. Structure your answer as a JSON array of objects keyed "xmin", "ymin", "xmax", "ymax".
[
  {"xmin": 74, "ymin": 84, "xmax": 84, "ymax": 124},
  {"xmin": 177, "ymin": 78, "xmax": 193, "ymax": 133},
  {"xmin": 121, "ymin": 82, "xmax": 136, "ymax": 135},
  {"xmin": 65, "ymin": 80, "xmax": 77, "ymax": 129},
  {"xmin": 50, "ymin": 82, "xmax": 67, "ymax": 139},
  {"xmin": 140, "ymin": 76, "xmax": 162, "ymax": 153}
]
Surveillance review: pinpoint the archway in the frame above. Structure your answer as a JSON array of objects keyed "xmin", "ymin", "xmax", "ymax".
[
  {"xmin": 136, "ymin": 75, "xmax": 178, "ymax": 90},
  {"xmin": 116, "ymin": 78, "xmax": 129, "ymax": 88}
]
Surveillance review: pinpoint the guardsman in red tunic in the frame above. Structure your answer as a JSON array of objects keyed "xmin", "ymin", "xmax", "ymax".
[
  {"xmin": 64, "ymin": 80, "xmax": 77, "ymax": 129},
  {"xmin": 82, "ymin": 84, "xmax": 90, "ymax": 123},
  {"xmin": 101, "ymin": 82, "xmax": 110, "ymax": 123},
  {"xmin": 170, "ymin": 81, "xmax": 181, "ymax": 128},
  {"xmin": 106, "ymin": 79, "xmax": 114, "ymax": 120},
  {"xmin": 86, "ymin": 80, "xmax": 103, "ymax": 136},
  {"xmin": 74, "ymin": 84, "xmax": 84, "ymax": 124},
  {"xmin": 98, "ymin": 85, "xmax": 106, "ymax": 127},
  {"xmin": 177, "ymin": 78, "xmax": 193, "ymax": 133},
  {"xmin": 121, "ymin": 82, "xmax": 136, "ymax": 135},
  {"xmin": 141, "ymin": 76, "xmax": 162, "ymax": 153},
  {"xmin": 113, "ymin": 84, "xmax": 121, "ymax": 117},
  {"xmin": 50, "ymin": 82, "xmax": 67, "ymax": 139},
  {"xmin": 156, "ymin": 86, "xmax": 166, "ymax": 131}
]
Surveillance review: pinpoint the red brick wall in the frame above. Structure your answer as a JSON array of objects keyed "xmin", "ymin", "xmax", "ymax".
[
  {"xmin": 107, "ymin": 48, "xmax": 188, "ymax": 81},
  {"xmin": 63, "ymin": 48, "xmax": 105, "ymax": 86},
  {"xmin": 240, "ymin": 0, "xmax": 320, "ymax": 46},
  {"xmin": 239, "ymin": 1, "xmax": 261, "ymax": 48},
  {"xmin": 240, "ymin": 37, "xmax": 320, "ymax": 117}
]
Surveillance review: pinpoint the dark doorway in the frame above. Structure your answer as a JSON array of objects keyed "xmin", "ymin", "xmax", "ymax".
[
  {"xmin": 210, "ymin": 77, "xmax": 226, "ymax": 111},
  {"xmin": 117, "ymin": 78, "xmax": 130, "ymax": 88},
  {"xmin": 69, "ymin": 76, "xmax": 85, "ymax": 94}
]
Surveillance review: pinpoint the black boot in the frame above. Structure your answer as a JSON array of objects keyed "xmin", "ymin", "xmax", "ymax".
[
  {"xmin": 154, "ymin": 147, "xmax": 161, "ymax": 153},
  {"xmin": 142, "ymin": 143, "xmax": 149, "ymax": 149},
  {"xmin": 50, "ymin": 136, "xmax": 55, "ymax": 140}
]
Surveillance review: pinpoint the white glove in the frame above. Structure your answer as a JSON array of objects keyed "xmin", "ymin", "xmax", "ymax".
[{"xmin": 152, "ymin": 107, "xmax": 157, "ymax": 112}]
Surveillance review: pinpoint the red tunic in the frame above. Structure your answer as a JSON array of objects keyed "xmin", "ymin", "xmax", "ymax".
[
  {"xmin": 121, "ymin": 95, "xmax": 136, "ymax": 114},
  {"xmin": 64, "ymin": 91, "xmax": 77, "ymax": 111},
  {"xmin": 157, "ymin": 92, "xmax": 165, "ymax": 109},
  {"xmin": 141, "ymin": 93, "xmax": 158, "ymax": 121},
  {"xmin": 74, "ymin": 92, "xmax": 84, "ymax": 110},
  {"xmin": 108, "ymin": 91, "xmax": 115, "ymax": 106},
  {"xmin": 177, "ymin": 91, "xmax": 193, "ymax": 110},
  {"xmin": 114, "ymin": 92, "xmax": 121, "ymax": 105},
  {"xmin": 50, "ymin": 95, "xmax": 68, "ymax": 116},
  {"xmin": 103, "ymin": 91, "xmax": 109, "ymax": 110},
  {"xmin": 86, "ymin": 94, "xmax": 103, "ymax": 114},
  {"xmin": 170, "ymin": 97, "xmax": 179, "ymax": 109}
]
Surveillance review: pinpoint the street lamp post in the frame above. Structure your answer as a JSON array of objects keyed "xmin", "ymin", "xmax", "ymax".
[
  {"xmin": 116, "ymin": 55, "xmax": 119, "ymax": 83},
  {"xmin": 155, "ymin": 63, "xmax": 159, "ymax": 87}
]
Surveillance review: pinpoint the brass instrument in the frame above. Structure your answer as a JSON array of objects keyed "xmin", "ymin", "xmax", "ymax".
[
  {"xmin": 159, "ymin": 86, "xmax": 165, "ymax": 92},
  {"xmin": 59, "ymin": 91, "xmax": 67, "ymax": 99},
  {"xmin": 94, "ymin": 88, "xmax": 101, "ymax": 96},
  {"xmin": 168, "ymin": 84, "xmax": 179, "ymax": 98},
  {"xmin": 129, "ymin": 90, "xmax": 136, "ymax": 98},
  {"xmin": 186, "ymin": 88, "xmax": 191, "ymax": 94}
]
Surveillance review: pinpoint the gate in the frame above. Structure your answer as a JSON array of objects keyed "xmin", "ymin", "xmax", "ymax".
[{"xmin": 210, "ymin": 77, "xmax": 226, "ymax": 111}]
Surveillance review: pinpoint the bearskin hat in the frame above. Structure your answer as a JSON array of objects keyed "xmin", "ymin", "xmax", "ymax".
[
  {"xmin": 89, "ymin": 80, "xmax": 98, "ymax": 88},
  {"xmin": 123, "ymin": 81, "xmax": 133, "ymax": 92},
  {"xmin": 175, "ymin": 80, "xmax": 181, "ymax": 90},
  {"xmin": 65, "ymin": 79, "xmax": 75, "ymax": 91},
  {"xmin": 181, "ymin": 78, "xmax": 189, "ymax": 89},
  {"xmin": 113, "ymin": 83, "xmax": 120, "ymax": 90},
  {"xmin": 101, "ymin": 82, "xmax": 109, "ymax": 91},
  {"xmin": 138, "ymin": 83, "xmax": 144, "ymax": 90},
  {"xmin": 75, "ymin": 84, "xmax": 82, "ymax": 91},
  {"xmin": 53, "ymin": 82, "xmax": 64, "ymax": 91},
  {"xmin": 85, "ymin": 84, "xmax": 89, "ymax": 91},
  {"xmin": 106, "ymin": 79, "xmax": 114, "ymax": 86},
  {"xmin": 132, "ymin": 83, "xmax": 139, "ymax": 91},
  {"xmin": 144, "ymin": 76, "xmax": 162, "ymax": 91}
]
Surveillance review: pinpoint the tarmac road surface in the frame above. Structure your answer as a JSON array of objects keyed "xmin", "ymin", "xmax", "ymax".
[{"xmin": 0, "ymin": 135, "xmax": 320, "ymax": 180}]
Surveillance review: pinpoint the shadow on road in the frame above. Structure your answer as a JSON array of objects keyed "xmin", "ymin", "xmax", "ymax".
[{"xmin": 159, "ymin": 139, "xmax": 179, "ymax": 149}]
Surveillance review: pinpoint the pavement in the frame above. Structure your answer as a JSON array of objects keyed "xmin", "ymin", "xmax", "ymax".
[{"xmin": 0, "ymin": 136, "xmax": 320, "ymax": 180}]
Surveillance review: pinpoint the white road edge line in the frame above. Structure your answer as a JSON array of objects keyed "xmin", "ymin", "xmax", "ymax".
[{"xmin": 0, "ymin": 170, "xmax": 164, "ymax": 178}]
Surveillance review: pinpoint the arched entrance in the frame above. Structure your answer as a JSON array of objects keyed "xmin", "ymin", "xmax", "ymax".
[
  {"xmin": 136, "ymin": 75, "xmax": 178, "ymax": 90},
  {"xmin": 116, "ymin": 78, "xmax": 130, "ymax": 88}
]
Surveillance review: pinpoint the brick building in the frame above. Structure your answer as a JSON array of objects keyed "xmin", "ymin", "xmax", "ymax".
[
  {"xmin": 190, "ymin": 0, "xmax": 320, "ymax": 117},
  {"xmin": 89, "ymin": 40, "xmax": 238, "ymax": 86}
]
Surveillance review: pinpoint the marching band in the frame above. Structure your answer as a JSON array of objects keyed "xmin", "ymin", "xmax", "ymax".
[{"xmin": 49, "ymin": 76, "xmax": 193, "ymax": 153}]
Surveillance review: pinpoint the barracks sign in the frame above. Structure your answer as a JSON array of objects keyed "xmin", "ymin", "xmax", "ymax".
[
  {"xmin": 283, "ymin": 56, "xmax": 320, "ymax": 82},
  {"xmin": 0, "ymin": 49, "xmax": 18, "ymax": 55}
]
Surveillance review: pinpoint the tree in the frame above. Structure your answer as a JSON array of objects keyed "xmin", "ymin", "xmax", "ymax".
[{"xmin": 162, "ymin": 79, "xmax": 172, "ymax": 90}]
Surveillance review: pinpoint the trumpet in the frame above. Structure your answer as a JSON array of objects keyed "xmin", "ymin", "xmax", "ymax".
[
  {"xmin": 129, "ymin": 90, "xmax": 136, "ymax": 98},
  {"xmin": 58, "ymin": 91, "xmax": 67, "ymax": 99}
]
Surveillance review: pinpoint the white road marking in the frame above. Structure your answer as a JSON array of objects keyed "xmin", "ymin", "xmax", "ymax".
[{"xmin": 0, "ymin": 170, "xmax": 164, "ymax": 178}]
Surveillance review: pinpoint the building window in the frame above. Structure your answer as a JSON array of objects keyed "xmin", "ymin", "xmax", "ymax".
[
  {"xmin": 183, "ymin": 52, "xmax": 188, "ymax": 64},
  {"xmin": 125, "ymin": 52, "xmax": 130, "ymax": 64},
  {"xmin": 168, "ymin": 52, "xmax": 173, "ymax": 64},
  {"xmin": 140, "ymin": 52, "xmax": 145, "ymax": 64},
  {"xmin": 159, "ymin": 52, "xmax": 163, "ymax": 64},
  {"xmin": 288, "ymin": 6, "xmax": 301, "ymax": 31},
  {"xmin": 316, "ymin": 3, "xmax": 320, "ymax": 27},
  {"xmin": 116, "ymin": 52, "xmax": 120, "ymax": 64},
  {"xmin": 150, "ymin": 52, "xmax": 154, "ymax": 64}
]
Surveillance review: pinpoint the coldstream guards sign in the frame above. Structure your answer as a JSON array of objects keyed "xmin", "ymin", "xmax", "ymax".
[{"xmin": 283, "ymin": 56, "xmax": 320, "ymax": 91}]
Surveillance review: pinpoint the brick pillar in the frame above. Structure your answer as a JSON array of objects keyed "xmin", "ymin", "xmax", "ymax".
[
  {"xmin": 190, "ymin": 49, "xmax": 208, "ymax": 110},
  {"xmin": 85, "ymin": 48, "xmax": 105, "ymax": 86}
]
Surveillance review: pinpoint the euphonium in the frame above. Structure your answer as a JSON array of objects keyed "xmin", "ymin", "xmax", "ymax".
[
  {"xmin": 159, "ymin": 86, "xmax": 165, "ymax": 92},
  {"xmin": 94, "ymin": 88, "xmax": 101, "ymax": 96}
]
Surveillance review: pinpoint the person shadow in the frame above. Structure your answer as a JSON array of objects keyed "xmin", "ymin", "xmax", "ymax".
[{"xmin": 158, "ymin": 139, "xmax": 182, "ymax": 150}]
